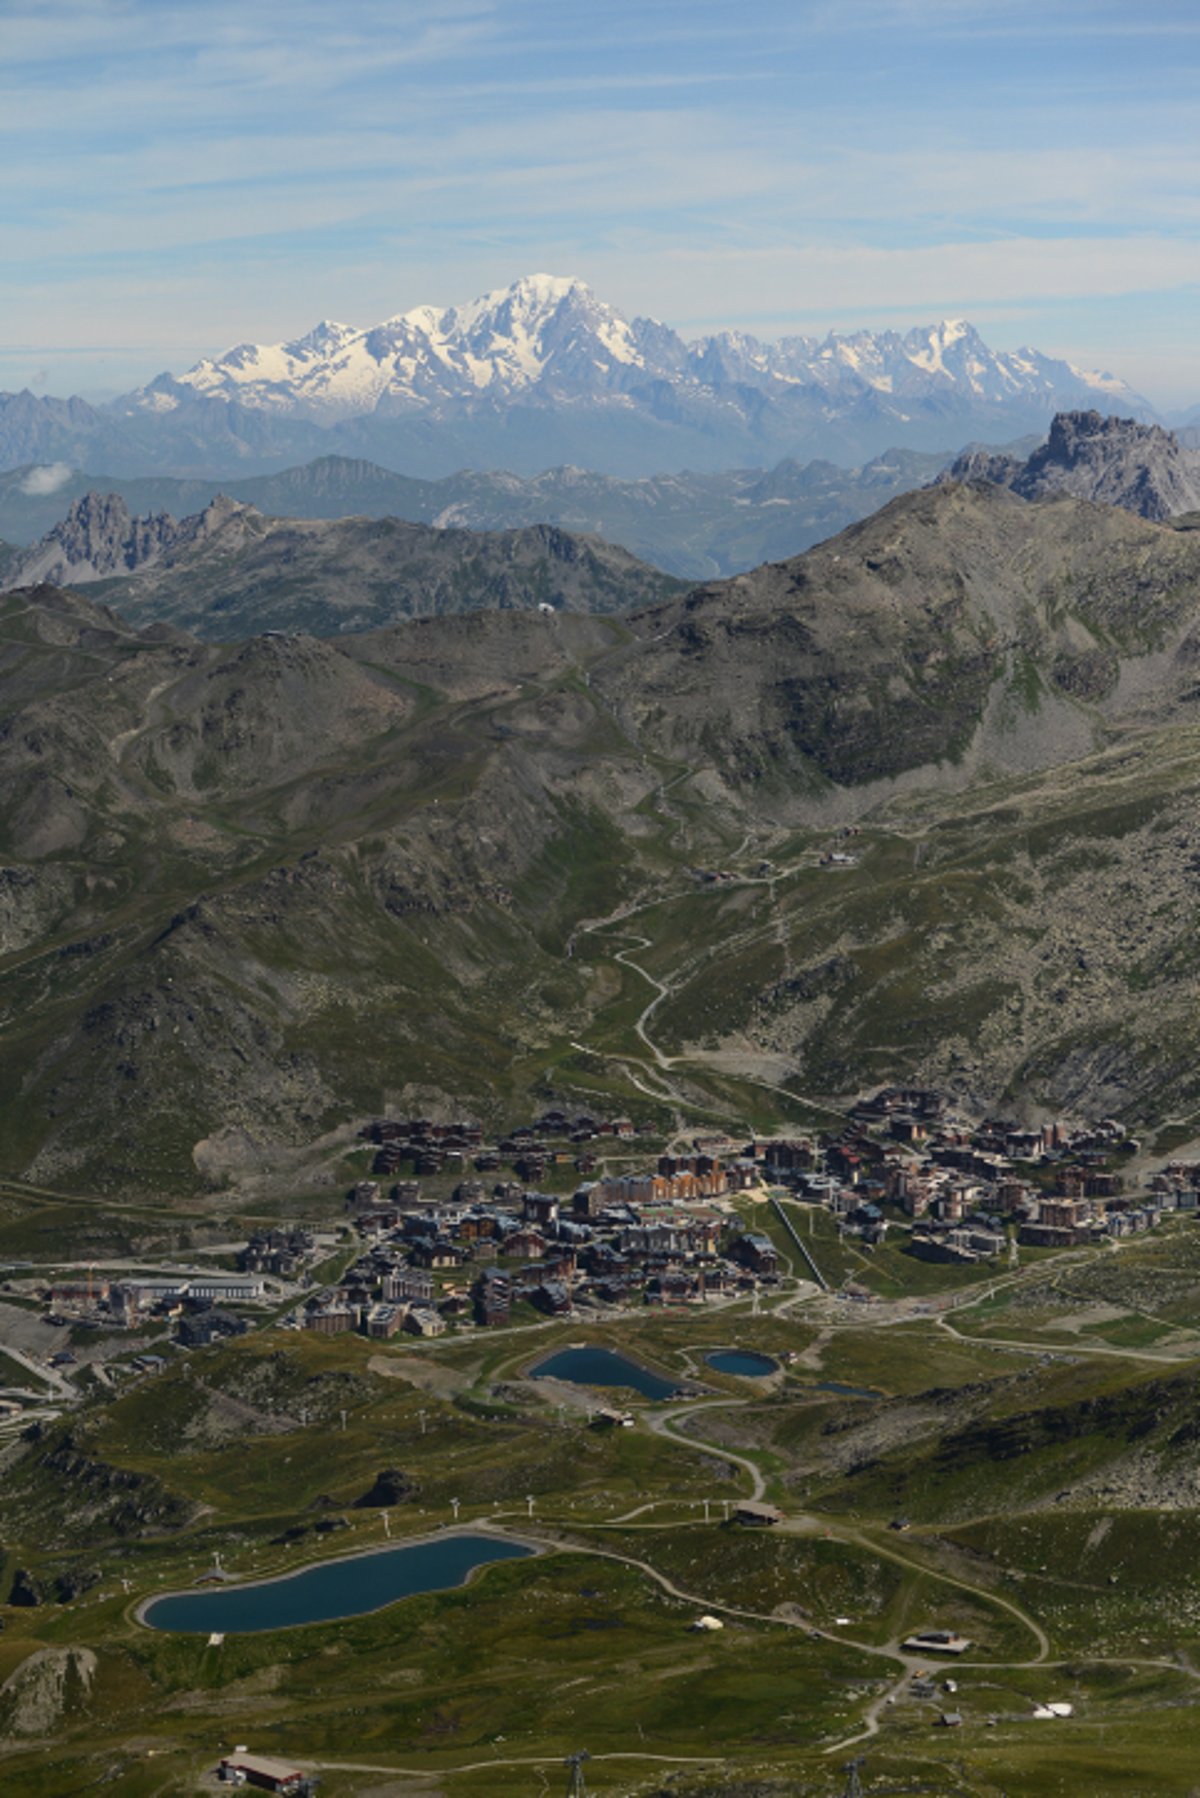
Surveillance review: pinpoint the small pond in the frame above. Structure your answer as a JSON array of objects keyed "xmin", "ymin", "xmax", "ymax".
[
  {"xmin": 704, "ymin": 1350, "xmax": 777, "ymax": 1378},
  {"xmin": 140, "ymin": 1533, "xmax": 534, "ymax": 1634},
  {"xmin": 529, "ymin": 1346, "xmax": 678, "ymax": 1400}
]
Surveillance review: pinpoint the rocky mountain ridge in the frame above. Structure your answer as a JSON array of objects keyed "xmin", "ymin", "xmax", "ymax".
[
  {"xmin": 945, "ymin": 409, "xmax": 1200, "ymax": 521},
  {"xmin": 15, "ymin": 491, "xmax": 244, "ymax": 585},
  {"xmin": 9, "ymin": 493, "xmax": 684, "ymax": 636},
  {"xmin": 0, "ymin": 446, "xmax": 959, "ymax": 581}
]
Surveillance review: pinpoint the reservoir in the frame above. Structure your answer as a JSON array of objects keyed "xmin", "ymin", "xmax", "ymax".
[
  {"xmin": 530, "ymin": 1346, "xmax": 679, "ymax": 1400},
  {"xmin": 140, "ymin": 1533, "xmax": 534, "ymax": 1634},
  {"xmin": 705, "ymin": 1350, "xmax": 777, "ymax": 1378}
]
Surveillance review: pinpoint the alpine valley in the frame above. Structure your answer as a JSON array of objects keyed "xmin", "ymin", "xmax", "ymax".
[{"xmin": 7, "ymin": 448, "xmax": 1200, "ymax": 1196}]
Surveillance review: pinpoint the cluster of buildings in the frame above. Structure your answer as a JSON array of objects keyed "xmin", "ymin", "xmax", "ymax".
[
  {"xmin": 298, "ymin": 1087, "xmax": 1159, "ymax": 1336},
  {"xmin": 759, "ymin": 1088, "xmax": 1161, "ymax": 1263},
  {"xmin": 31, "ymin": 1088, "xmax": 1181, "ymax": 1363},
  {"xmin": 44, "ymin": 1272, "xmax": 269, "ymax": 1332},
  {"xmin": 1150, "ymin": 1160, "xmax": 1200, "ymax": 1210},
  {"xmin": 295, "ymin": 1142, "xmax": 779, "ymax": 1335},
  {"xmin": 361, "ymin": 1108, "xmax": 643, "ymax": 1185},
  {"xmin": 37, "ymin": 1233, "xmax": 322, "ymax": 1345},
  {"xmin": 237, "ymin": 1228, "xmax": 319, "ymax": 1279}
]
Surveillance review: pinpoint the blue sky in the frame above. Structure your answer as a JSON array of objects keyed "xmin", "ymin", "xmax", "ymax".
[{"xmin": 2, "ymin": 0, "xmax": 1198, "ymax": 405}]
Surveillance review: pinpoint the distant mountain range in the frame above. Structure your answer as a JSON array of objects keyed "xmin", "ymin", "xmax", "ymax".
[
  {"xmin": 10, "ymin": 407, "xmax": 1200, "ymax": 614},
  {"xmin": 0, "ymin": 275, "xmax": 1155, "ymax": 479},
  {"xmin": 0, "ymin": 445, "xmax": 962, "ymax": 581}
]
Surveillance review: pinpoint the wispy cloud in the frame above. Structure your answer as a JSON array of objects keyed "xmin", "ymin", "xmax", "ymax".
[{"xmin": 18, "ymin": 462, "xmax": 74, "ymax": 495}]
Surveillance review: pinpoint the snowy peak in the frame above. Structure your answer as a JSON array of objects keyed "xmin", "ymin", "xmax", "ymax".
[
  {"xmin": 445, "ymin": 271, "xmax": 588, "ymax": 334},
  {"xmin": 117, "ymin": 275, "xmax": 1154, "ymax": 454},
  {"xmin": 144, "ymin": 275, "xmax": 650, "ymax": 420}
]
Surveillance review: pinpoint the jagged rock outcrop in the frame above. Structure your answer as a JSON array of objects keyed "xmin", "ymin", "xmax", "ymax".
[
  {"xmin": 15, "ymin": 491, "xmax": 246, "ymax": 585},
  {"xmin": 945, "ymin": 410, "xmax": 1200, "ymax": 521}
]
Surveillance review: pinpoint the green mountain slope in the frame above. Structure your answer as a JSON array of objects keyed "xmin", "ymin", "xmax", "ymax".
[{"xmin": 6, "ymin": 484, "xmax": 1200, "ymax": 1193}]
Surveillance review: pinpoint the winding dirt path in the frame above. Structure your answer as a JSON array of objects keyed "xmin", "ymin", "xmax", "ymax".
[{"xmin": 646, "ymin": 1397, "xmax": 767, "ymax": 1499}]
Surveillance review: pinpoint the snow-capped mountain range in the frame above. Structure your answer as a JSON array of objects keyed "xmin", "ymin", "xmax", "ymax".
[
  {"xmin": 0, "ymin": 275, "xmax": 1153, "ymax": 481},
  {"xmin": 131, "ymin": 273, "xmax": 1141, "ymax": 425}
]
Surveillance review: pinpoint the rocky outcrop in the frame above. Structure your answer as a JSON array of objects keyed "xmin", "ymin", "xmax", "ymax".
[
  {"xmin": 7, "ymin": 1567, "xmax": 41, "ymax": 1607},
  {"xmin": 0, "ymin": 1647, "xmax": 97, "ymax": 1736},
  {"xmin": 53, "ymin": 1566, "xmax": 102, "ymax": 1604},
  {"xmin": 31, "ymin": 1430, "xmax": 192, "ymax": 1537},
  {"xmin": 945, "ymin": 410, "xmax": 1200, "ymax": 521},
  {"xmin": 14, "ymin": 491, "xmax": 248, "ymax": 586},
  {"xmin": 353, "ymin": 1468, "xmax": 419, "ymax": 1508}
]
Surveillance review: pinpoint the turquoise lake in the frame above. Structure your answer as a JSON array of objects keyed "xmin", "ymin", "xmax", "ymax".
[
  {"xmin": 140, "ymin": 1533, "xmax": 534, "ymax": 1634},
  {"xmin": 704, "ymin": 1350, "xmax": 777, "ymax": 1377},
  {"xmin": 529, "ymin": 1346, "xmax": 678, "ymax": 1400}
]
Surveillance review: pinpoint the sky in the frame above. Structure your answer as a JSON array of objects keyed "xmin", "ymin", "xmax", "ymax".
[{"xmin": 1, "ymin": 0, "xmax": 1198, "ymax": 407}]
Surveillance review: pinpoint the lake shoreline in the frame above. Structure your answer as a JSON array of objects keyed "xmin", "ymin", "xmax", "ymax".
[
  {"xmin": 135, "ymin": 1524, "xmax": 545, "ymax": 1634},
  {"xmin": 524, "ymin": 1343, "xmax": 695, "ymax": 1401}
]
